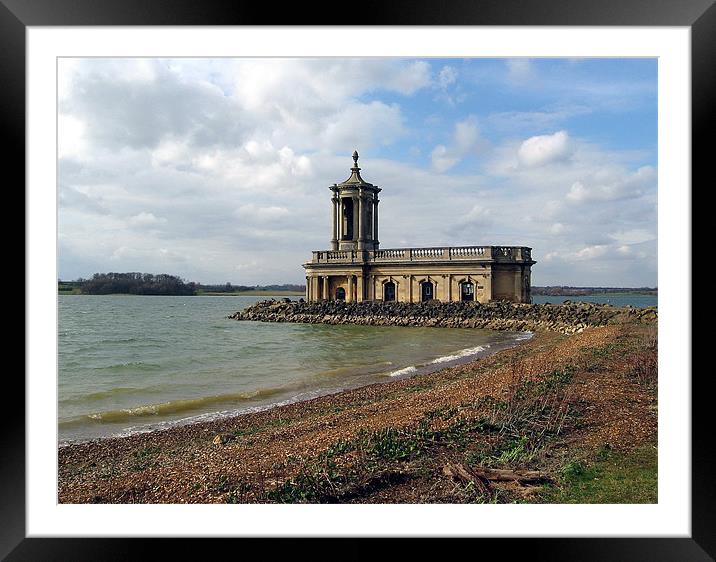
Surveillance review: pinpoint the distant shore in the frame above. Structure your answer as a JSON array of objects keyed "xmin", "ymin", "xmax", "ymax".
[
  {"xmin": 58, "ymin": 318, "xmax": 657, "ymax": 504},
  {"xmin": 58, "ymin": 289, "xmax": 305, "ymax": 296}
]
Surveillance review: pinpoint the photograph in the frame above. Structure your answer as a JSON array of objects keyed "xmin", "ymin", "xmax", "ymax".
[
  {"xmin": 56, "ymin": 56, "xmax": 660, "ymax": 505},
  {"xmin": 10, "ymin": 9, "xmax": 709, "ymax": 558}
]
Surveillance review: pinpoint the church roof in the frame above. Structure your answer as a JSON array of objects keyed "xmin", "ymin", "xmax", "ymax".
[{"xmin": 333, "ymin": 150, "xmax": 380, "ymax": 191}]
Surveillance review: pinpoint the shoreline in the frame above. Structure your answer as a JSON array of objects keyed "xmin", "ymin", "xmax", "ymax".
[
  {"xmin": 58, "ymin": 321, "xmax": 658, "ymax": 504},
  {"xmin": 58, "ymin": 330, "xmax": 534, "ymax": 447},
  {"xmin": 230, "ymin": 299, "xmax": 658, "ymax": 335}
]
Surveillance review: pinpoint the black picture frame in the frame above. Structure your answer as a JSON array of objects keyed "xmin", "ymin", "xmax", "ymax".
[{"xmin": 6, "ymin": 0, "xmax": 710, "ymax": 559}]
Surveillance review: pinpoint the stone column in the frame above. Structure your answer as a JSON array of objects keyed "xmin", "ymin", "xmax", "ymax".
[
  {"xmin": 484, "ymin": 270, "xmax": 493, "ymax": 303},
  {"xmin": 347, "ymin": 275, "xmax": 354, "ymax": 302},
  {"xmin": 356, "ymin": 275, "xmax": 364, "ymax": 302},
  {"xmin": 357, "ymin": 192, "xmax": 365, "ymax": 250},
  {"xmin": 306, "ymin": 277, "xmax": 310, "ymax": 301},
  {"xmin": 373, "ymin": 199, "xmax": 379, "ymax": 248},
  {"xmin": 337, "ymin": 197, "xmax": 344, "ymax": 246},
  {"xmin": 352, "ymin": 196, "xmax": 359, "ymax": 243},
  {"xmin": 331, "ymin": 196, "xmax": 338, "ymax": 250},
  {"xmin": 311, "ymin": 276, "xmax": 319, "ymax": 302}
]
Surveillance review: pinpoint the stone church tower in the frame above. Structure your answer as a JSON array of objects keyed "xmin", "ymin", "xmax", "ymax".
[
  {"xmin": 331, "ymin": 151, "xmax": 381, "ymax": 252},
  {"xmin": 304, "ymin": 151, "xmax": 536, "ymax": 304}
]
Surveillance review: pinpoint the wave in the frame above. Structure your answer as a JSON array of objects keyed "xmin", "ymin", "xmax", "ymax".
[
  {"xmin": 105, "ymin": 388, "xmax": 343, "ymax": 440},
  {"xmin": 59, "ymin": 386, "xmax": 288, "ymax": 427},
  {"xmin": 430, "ymin": 344, "xmax": 488, "ymax": 364},
  {"xmin": 387, "ymin": 333, "xmax": 532, "ymax": 377},
  {"xmin": 514, "ymin": 331, "xmax": 534, "ymax": 341},
  {"xmin": 388, "ymin": 366, "xmax": 418, "ymax": 377},
  {"xmin": 93, "ymin": 361, "xmax": 163, "ymax": 372}
]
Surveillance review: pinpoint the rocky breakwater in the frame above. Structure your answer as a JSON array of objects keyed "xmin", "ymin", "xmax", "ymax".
[{"xmin": 228, "ymin": 299, "xmax": 657, "ymax": 335}]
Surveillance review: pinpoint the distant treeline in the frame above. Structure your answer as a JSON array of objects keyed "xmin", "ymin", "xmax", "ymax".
[
  {"xmin": 532, "ymin": 286, "xmax": 657, "ymax": 296},
  {"xmin": 65, "ymin": 273, "xmax": 198, "ymax": 295},
  {"xmin": 196, "ymin": 283, "xmax": 305, "ymax": 293},
  {"xmin": 58, "ymin": 275, "xmax": 305, "ymax": 296}
]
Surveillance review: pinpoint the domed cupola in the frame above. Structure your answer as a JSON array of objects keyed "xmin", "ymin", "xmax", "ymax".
[{"xmin": 329, "ymin": 151, "xmax": 381, "ymax": 252}]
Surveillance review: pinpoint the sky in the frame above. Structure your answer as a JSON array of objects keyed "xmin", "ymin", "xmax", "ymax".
[{"xmin": 58, "ymin": 57, "xmax": 657, "ymax": 287}]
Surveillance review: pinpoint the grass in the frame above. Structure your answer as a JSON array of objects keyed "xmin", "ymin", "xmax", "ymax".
[
  {"xmin": 255, "ymin": 363, "xmax": 578, "ymax": 503},
  {"xmin": 540, "ymin": 443, "xmax": 657, "ymax": 503}
]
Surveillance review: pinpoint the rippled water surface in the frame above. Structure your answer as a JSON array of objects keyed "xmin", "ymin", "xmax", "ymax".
[{"xmin": 59, "ymin": 295, "xmax": 527, "ymax": 442}]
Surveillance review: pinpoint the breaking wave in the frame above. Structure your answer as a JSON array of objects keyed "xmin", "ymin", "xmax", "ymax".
[
  {"xmin": 58, "ymin": 386, "xmax": 287, "ymax": 427},
  {"xmin": 388, "ymin": 366, "xmax": 418, "ymax": 377}
]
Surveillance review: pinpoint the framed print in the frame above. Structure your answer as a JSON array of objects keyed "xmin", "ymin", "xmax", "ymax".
[{"xmin": 7, "ymin": 0, "xmax": 713, "ymax": 559}]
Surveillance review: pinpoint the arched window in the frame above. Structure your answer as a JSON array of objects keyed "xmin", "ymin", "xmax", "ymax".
[
  {"xmin": 461, "ymin": 281, "xmax": 474, "ymax": 302},
  {"xmin": 336, "ymin": 287, "xmax": 346, "ymax": 301},
  {"xmin": 383, "ymin": 281, "xmax": 396, "ymax": 302},
  {"xmin": 420, "ymin": 281, "xmax": 434, "ymax": 302}
]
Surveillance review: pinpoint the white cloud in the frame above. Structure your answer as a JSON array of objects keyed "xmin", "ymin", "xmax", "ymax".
[
  {"xmin": 609, "ymin": 228, "xmax": 655, "ymax": 245},
  {"xmin": 506, "ymin": 59, "xmax": 534, "ymax": 82},
  {"xmin": 128, "ymin": 212, "xmax": 167, "ymax": 227},
  {"xmin": 438, "ymin": 66, "xmax": 458, "ymax": 90},
  {"xmin": 235, "ymin": 204, "xmax": 291, "ymax": 223},
  {"xmin": 574, "ymin": 245, "xmax": 609, "ymax": 260},
  {"xmin": 388, "ymin": 61, "xmax": 432, "ymax": 94},
  {"xmin": 550, "ymin": 222, "xmax": 565, "ymax": 235},
  {"xmin": 567, "ymin": 165, "xmax": 655, "ymax": 203},
  {"xmin": 431, "ymin": 115, "xmax": 482, "ymax": 172},
  {"xmin": 518, "ymin": 130, "xmax": 573, "ymax": 167},
  {"xmin": 58, "ymin": 114, "xmax": 88, "ymax": 159}
]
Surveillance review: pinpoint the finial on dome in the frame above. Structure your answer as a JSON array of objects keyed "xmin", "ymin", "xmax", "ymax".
[{"xmin": 352, "ymin": 150, "xmax": 359, "ymax": 167}]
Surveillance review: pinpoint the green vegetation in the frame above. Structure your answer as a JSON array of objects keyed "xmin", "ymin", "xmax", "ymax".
[
  {"xmin": 253, "ymin": 364, "xmax": 577, "ymax": 503},
  {"xmin": 64, "ymin": 273, "xmax": 197, "ymax": 296},
  {"xmin": 540, "ymin": 443, "xmax": 657, "ymax": 503},
  {"xmin": 59, "ymin": 276, "xmax": 305, "ymax": 296},
  {"xmin": 58, "ymin": 281, "xmax": 83, "ymax": 294}
]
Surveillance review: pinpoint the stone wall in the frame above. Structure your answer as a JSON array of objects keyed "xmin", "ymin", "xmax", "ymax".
[{"xmin": 229, "ymin": 299, "xmax": 657, "ymax": 335}]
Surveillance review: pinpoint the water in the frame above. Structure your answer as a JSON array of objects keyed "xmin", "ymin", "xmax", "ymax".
[
  {"xmin": 59, "ymin": 295, "xmax": 527, "ymax": 443},
  {"xmin": 532, "ymin": 294, "xmax": 657, "ymax": 307}
]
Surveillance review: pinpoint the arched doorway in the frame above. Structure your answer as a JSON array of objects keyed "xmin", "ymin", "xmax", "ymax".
[
  {"xmin": 383, "ymin": 281, "xmax": 396, "ymax": 302},
  {"xmin": 335, "ymin": 287, "xmax": 346, "ymax": 301},
  {"xmin": 460, "ymin": 281, "xmax": 474, "ymax": 302},
  {"xmin": 420, "ymin": 281, "xmax": 434, "ymax": 302}
]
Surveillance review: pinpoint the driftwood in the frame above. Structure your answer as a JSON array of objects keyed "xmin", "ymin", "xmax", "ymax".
[
  {"xmin": 470, "ymin": 467, "xmax": 549, "ymax": 484},
  {"xmin": 443, "ymin": 462, "xmax": 549, "ymax": 487},
  {"xmin": 442, "ymin": 462, "xmax": 492, "ymax": 496}
]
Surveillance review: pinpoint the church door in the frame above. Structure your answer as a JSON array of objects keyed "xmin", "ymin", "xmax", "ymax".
[
  {"xmin": 336, "ymin": 287, "xmax": 346, "ymax": 301},
  {"xmin": 420, "ymin": 281, "xmax": 434, "ymax": 302},
  {"xmin": 384, "ymin": 282, "xmax": 396, "ymax": 302}
]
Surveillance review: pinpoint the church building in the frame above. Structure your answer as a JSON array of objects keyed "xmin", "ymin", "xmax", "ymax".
[{"xmin": 303, "ymin": 151, "xmax": 535, "ymax": 304}]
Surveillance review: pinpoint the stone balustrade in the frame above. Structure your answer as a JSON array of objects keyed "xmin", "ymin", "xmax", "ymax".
[
  {"xmin": 373, "ymin": 249, "xmax": 406, "ymax": 260},
  {"xmin": 312, "ymin": 250, "xmax": 357, "ymax": 263},
  {"xmin": 310, "ymin": 246, "xmax": 533, "ymax": 264}
]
